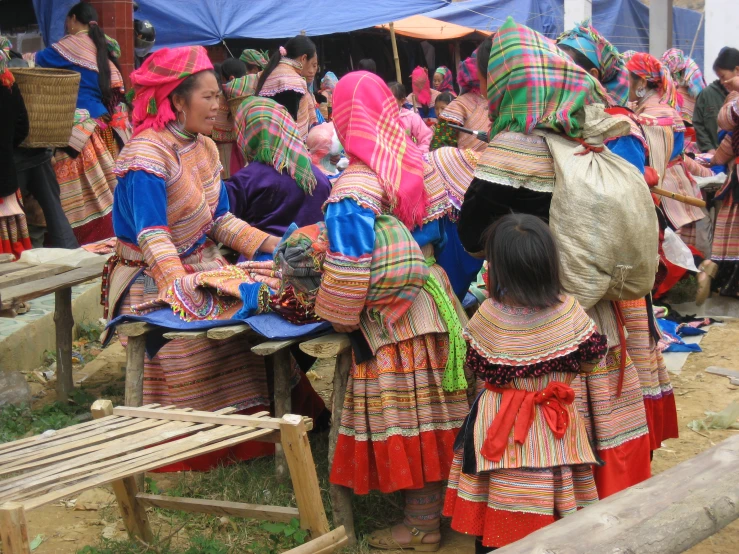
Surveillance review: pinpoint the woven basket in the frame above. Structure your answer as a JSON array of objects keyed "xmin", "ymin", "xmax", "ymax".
[
  {"xmin": 11, "ymin": 68, "xmax": 80, "ymax": 148},
  {"xmin": 227, "ymin": 96, "xmax": 248, "ymax": 118}
]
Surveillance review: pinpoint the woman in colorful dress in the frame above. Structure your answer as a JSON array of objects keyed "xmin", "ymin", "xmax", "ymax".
[
  {"xmin": 0, "ymin": 37, "xmax": 32, "ymax": 259},
  {"xmin": 432, "ymin": 66, "xmax": 456, "ymax": 97},
  {"xmin": 213, "ymin": 58, "xmax": 247, "ymax": 179},
  {"xmin": 445, "ymin": 213, "xmax": 607, "ymax": 554},
  {"xmin": 626, "ymin": 53, "xmax": 714, "ymax": 257},
  {"xmin": 239, "ymin": 48, "xmax": 268, "ymax": 74},
  {"xmin": 710, "ymin": 78, "xmax": 739, "ymax": 297},
  {"xmin": 309, "ymin": 71, "xmax": 469, "ymax": 550},
  {"xmin": 318, "ymin": 71, "xmax": 338, "ymax": 121},
  {"xmin": 431, "ymin": 53, "xmax": 490, "ymax": 153},
  {"xmin": 224, "ymin": 97, "xmax": 331, "ymax": 237},
  {"xmin": 661, "ymin": 48, "xmax": 706, "ymax": 153},
  {"xmin": 104, "ymin": 46, "xmax": 283, "ymax": 470},
  {"xmin": 458, "ymin": 19, "xmax": 652, "ymax": 499},
  {"xmin": 30, "ymin": 2, "xmax": 130, "ymax": 245},
  {"xmin": 255, "ymin": 35, "xmax": 318, "ymax": 140},
  {"xmin": 407, "ymin": 66, "xmax": 441, "ymax": 128},
  {"xmin": 557, "ymin": 23, "xmax": 679, "ymax": 455}
]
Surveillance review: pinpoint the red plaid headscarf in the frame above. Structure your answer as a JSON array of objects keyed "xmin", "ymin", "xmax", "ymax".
[
  {"xmin": 129, "ymin": 46, "xmax": 213, "ymax": 135},
  {"xmin": 626, "ymin": 52, "xmax": 678, "ymax": 109},
  {"xmin": 411, "ymin": 66, "xmax": 432, "ymax": 106},
  {"xmin": 332, "ymin": 71, "xmax": 428, "ymax": 229},
  {"xmin": 457, "ymin": 53, "xmax": 480, "ymax": 95}
]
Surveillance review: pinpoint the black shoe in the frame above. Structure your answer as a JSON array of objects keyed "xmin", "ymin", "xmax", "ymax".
[{"xmin": 475, "ymin": 538, "xmax": 496, "ymax": 553}]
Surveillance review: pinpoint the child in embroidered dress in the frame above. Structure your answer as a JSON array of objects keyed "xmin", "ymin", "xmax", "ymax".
[
  {"xmin": 434, "ymin": 92, "xmax": 453, "ymax": 123},
  {"xmin": 389, "ymin": 81, "xmax": 432, "ymax": 153},
  {"xmin": 443, "ymin": 214, "xmax": 607, "ymax": 553}
]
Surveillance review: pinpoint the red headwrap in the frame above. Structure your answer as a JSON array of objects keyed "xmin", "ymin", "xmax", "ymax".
[
  {"xmin": 129, "ymin": 46, "xmax": 213, "ymax": 135},
  {"xmin": 333, "ymin": 71, "xmax": 428, "ymax": 229},
  {"xmin": 411, "ymin": 66, "xmax": 432, "ymax": 106},
  {"xmin": 626, "ymin": 52, "xmax": 678, "ymax": 109}
]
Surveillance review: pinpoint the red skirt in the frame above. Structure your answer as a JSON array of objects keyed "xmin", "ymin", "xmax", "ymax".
[{"xmin": 330, "ymin": 333, "xmax": 468, "ymax": 494}]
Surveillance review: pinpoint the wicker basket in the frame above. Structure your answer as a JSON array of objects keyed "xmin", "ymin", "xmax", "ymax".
[{"xmin": 11, "ymin": 68, "xmax": 81, "ymax": 148}]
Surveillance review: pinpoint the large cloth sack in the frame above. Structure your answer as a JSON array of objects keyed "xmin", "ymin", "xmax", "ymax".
[{"xmin": 543, "ymin": 105, "xmax": 659, "ymax": 309}]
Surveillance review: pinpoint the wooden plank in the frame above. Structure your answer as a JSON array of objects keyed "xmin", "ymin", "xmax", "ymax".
[
  {"xmin": 328, "ymin": 350, "xmax": 355, "ymax": 544},
  {"xmin": 273, "ymin": 348, "xmax": 292, "ymax": 481},
  {"xmin": 495, "ymin": 434, "xmax": 739, "ymax": 554},
  {"xmin": 124, "ymin": 334, "xmax": 146, "ymax": 407},
  {"xmin": 0, "ymin": 502, "xmax": 30, "ymax": 554},
  {"xmin": 55, "ymin": 288, "xmax": 74, "ymax": 403},
  {"xmin": 112, "ymin": 407, "xmax": 284, "ymax": 430},
  {"xmin": 281, "ymin": 414, "xmax": 330, "ymax": 537},
  {"xmin": 0, "ymin": 264, "xmax": 73, "ymax": 290},
  {"xmin": 162, "ymin": 330, "xmax": 208, "ymax": 340},
  {"xmin": 0, "ymin": 262, "xmax": 31, "ymax": 277},
  {"xmin": 0, "ymin": 254, "xmax": 15, "ymax": 264},
  {"xmin": 136, "ymin": 494, "xmax": 300, "ymax": 523},
  {"xmin": 118, "ymin": 322, "xmax": 152, "ymax": 337},
  {"xmin": 251, "ymin": 338, "xmax": 299, "ymax": 356},
  {"xmin": 299, "ymin": 334, "xmax": 350, "ymax": 359},
  {"xmin": 0, "ymin": 265, "xmax": 102, "ymax": 310},
  {"xmin": 206, "ymin": 324, "xmax": 250, "ymax": 340},
  {"xmin": 283, "ymin": 527, "xmax": 348, "ymax": 554}
]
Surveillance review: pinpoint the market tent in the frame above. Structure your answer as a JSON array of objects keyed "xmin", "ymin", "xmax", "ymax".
[
  {"xmin": 32, "ymin": 0, "xmax": 447, "ymax": 48},
  {"xmin": 424, "ymin": 0, "xmax": 705, "ymax": 68},
  {"xmin": 376, "ymin": 15, "xmax": 491, "ymax": 41}
]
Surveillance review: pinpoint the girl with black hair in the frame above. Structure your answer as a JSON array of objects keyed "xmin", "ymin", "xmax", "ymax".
[
  {"xmin": 694, "ymin": 47, "xmax": 739, "ymax": 152},
  {"xmin": 29, "ymin": 2, "xmax": 131, "ymax": 244},
  {"xmin": 255, "ymin": 35, "xmax": 319, "ymax": 139}
]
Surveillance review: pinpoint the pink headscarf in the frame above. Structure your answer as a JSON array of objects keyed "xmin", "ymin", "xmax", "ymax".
[
  {"xmin": 411, "ymin": 66, "xmax": 432, "ymax": 106},
  {"xmin": 332, "ymin": 71, "xmax": 428, "ymax": 229},
  {"xmin": 129, "ymin": 46, "xmax": 213, "ymax": 135}
]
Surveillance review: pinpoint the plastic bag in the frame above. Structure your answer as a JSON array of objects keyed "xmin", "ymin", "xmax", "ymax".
[{"xmin": 688, "ymin": 400, "xmax": 739, "ymax": 432}]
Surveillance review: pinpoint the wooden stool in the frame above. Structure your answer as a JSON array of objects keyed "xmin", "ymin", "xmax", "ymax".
[{"xmin": 0, "ymin": 401, "xmax": 336, "ymax": 554}]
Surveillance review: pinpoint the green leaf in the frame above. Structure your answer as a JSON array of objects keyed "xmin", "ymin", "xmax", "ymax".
[
  {"xmin": 30, "ymin": 535, "xmax": 44, "ymax": 551},
  {"xmin": 261, "ymin": 521, "xmax": 286, "ymax": 534},
  {"xmin": 293, "ymin": 529, "xmax": 308, "ymax": 544}
]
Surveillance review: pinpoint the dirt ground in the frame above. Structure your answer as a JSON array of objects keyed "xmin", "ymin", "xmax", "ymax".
[{"xmin": 20, "ymin": 319, "xmax": 739, "ymax": 553}]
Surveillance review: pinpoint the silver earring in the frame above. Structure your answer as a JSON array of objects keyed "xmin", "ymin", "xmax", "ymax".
[
  {"xmin": 177, "ymin": 110, "xmax": 187, "ymax": 127},
  {"xmin": 636, "ymin": 87, "xmax": 646, "ymax": 99}
]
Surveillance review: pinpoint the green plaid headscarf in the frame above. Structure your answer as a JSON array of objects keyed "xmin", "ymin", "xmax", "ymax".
[
  {"xmin": 486, "ymin": 17, "xmax": 606, "ymax": 138},
  {"xmin": 240, "ymin": 49, "xmax": 269, "ymax": 70},
  {"xmin": 236, "ymin": 96, "xmax": 317, "ymax": 193}
]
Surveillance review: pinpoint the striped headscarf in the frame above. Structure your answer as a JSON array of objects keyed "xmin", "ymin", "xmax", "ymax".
[
  {"xmin": 240, "ymin": 49, "xmax": 269, "ymax": 70},
  {"xmin": 411, "ymin": 66, "xmax": 432, "ymax": 106},
  {"xmin": 457, "ymin": 52, "xmax": 480, "ymax": 95},
  {"xmin": 129, "ymin": 46, "xmax": 213, "ymax": 135},
  {"xmin": 435, "ymin": 66, "xmax": 456, "ymax": 95},
  {"xmin": 661, "ymin": 48, "xmax": 706, "ymax": 99},
  {"xmin": 486, "ymin": 17, "xmax": 606, "ymax": 138},
  {"xmin": 236, "ymin": 96, "xmax": 317, "ymax": 193},
  {"xmin": 557, "ymin": 21, "xmax": 630, "ymax": 106},
  {"xmin": 320, "ymin": 71, "xmax": 339, "ymax": 91},
  {"xmin": 626, "ymin": 52, "xmax": 678, "ymax": 109},
  {"xmin": 621, "ymin": 50, "xmax": 637, "ymax": 63},
  {"xmin": 0, "ymin": 36, "xmax": 13, "ymax": 88},
  {"xmin": 333, "ymin": 71, "xmax": 428, "ymax": 229}
]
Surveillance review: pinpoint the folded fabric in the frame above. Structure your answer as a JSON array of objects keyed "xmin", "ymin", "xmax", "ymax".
[{"xmin": 657, "ymin": 318, "xmax": 705, "ymax": 353}]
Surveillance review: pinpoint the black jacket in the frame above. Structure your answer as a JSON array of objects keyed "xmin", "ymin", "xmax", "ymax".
[
  {"xmin": 694, "ymin": 80, "xmax": 728, "ymax": 152},
  {"xmin": 0, "ymin": 82, "xmax": 29, "ymax": 197}
]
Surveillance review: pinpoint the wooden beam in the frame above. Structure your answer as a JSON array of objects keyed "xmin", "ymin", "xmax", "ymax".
[
  {"xmin": 389, "ymin": 22, "xmax": 402, "ymax": 84},
  {"xmin": 118, "ymin": 322, "xmax": 152, "ymax": 337},
  {"xmin": 55, "ymin": 288, "xmax": 74, "ymax": 403},
  {"xmin": 0, "ymin": 262, "xmax": 31, "ymax": 277},
  {"xmin": 136, "ymin": 493, "xmax": 300, "ymax": 523},
  {"xmin": 251, "ymin": 338, "xmax": 299, "ymax": 356},
  {"xmin": 162, "ymin": 330, "xmax": 208, "ymax": 340},
  {"xmin": 299, "ymin": 334, "xmax": 350, "ymax": 359},
  {"xmin": 283, "ymin": 526, "xmax": 348, "ymax": 554},
  {"xmin": 124, "ymin": 334, "xmax": 146, "ymax": 408},
  {"xmin": 206, "ymin": 325, "xmax": 250, "ymax": 340},
  {"xmin": 0, "ymin": 502, "xmax": 30, "ymax": 554},
  {"xmin": 0, "ymin": 254, "xmax": 15, "ymax": 264},
  {"xmin": 273, "ymin": 348, "xmax": 292, "ymax": 481},
  {"xmin": 0, "ymin": 264, "xmax": 72, "ymax": 290},
  {"xmin": 280, "ymin": 415, "xmax": 330, "ymax": 537},
  {"xmin": 112, "ymin": 406, "xmax": 284, "ymax": 430},
  {"xmin": 496, "ymin": 434, "xmax": 739, "ymax": 554},
  {"xmin": 0, "ymin": 265, "xmax": 102, "ymax": 310}
]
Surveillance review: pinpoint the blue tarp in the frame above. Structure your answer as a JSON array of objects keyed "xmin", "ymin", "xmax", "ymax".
[
  {"xmin": 35, "ymin": 0, "xmax": 446, "ymax": 48},
  {"xmin": 426, "ymin": 0, "xmax": 704, "ymax": 69}
]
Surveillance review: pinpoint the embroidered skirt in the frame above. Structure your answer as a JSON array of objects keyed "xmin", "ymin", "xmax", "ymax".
[
  {"xmin": 619, "ymin": 299, "xmax": 679, "ymax": 450},
  {"xmin": 53, "ymin": 127, "xmax": 116, "ymax": 245},
  {"xmin": 0, "ymin": 192, "xmax": 32, "ymax": 259},
  {"xmin": 712, "ymin": 188, "xmax": 739, "ymax": 296},
  {"xmin": 330, "ymin": 332, "xmax": 468, "ymax": 494}
]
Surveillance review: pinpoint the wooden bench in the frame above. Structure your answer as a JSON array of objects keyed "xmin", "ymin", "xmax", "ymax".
[
  {"xmin": 0, "ymin": 257, "xmax": 104, "ymax": 403},
  {"xmin": 0, "ymin": 400, "xmax": 348, "ymax": 554}
]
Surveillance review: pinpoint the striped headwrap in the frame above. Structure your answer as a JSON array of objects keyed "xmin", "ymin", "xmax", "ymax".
[
  {"xmin": 321, "ymin": 71, "xmax": 339, "ymax": 91},
  {"xmin": 239, "ymin": 48, "xmax": 269, "ymax": 70},
  {"xmin": 435, "ymin": 66, "xmax": 456, "ymax": 95},
  {"xmin": 105, "ymin": 35, "xmax": 121, "ymax": 59},
  {"xmin": 129, "ymin": 46, "xmax": 213, "ymax": 135},
  {"xmin": 661, "ymin": 48, "xmax": 706, "ymax": 99},
  {"xmin": 621, "ymin": 50, "xmax": 637, "ymax": 63},
  {"xmin": 411, "ymin": 66, "xmax": 432, "ymax": 106},
  {"xmin": 626, "ymin": 52, "xmax": 678, "ymax": 109},
  {"xmin": 332, "ymin": 71, "xmax": 428, "ymax": 229},
  {"xmin": 557, "ymin": 21, "xmax": 630, "ymax": 106},
  {"xmin": 485, "ymin": 17, "xmax": 606, "ymax": 138},
  {"xmin": 0, "ymin": 36, "xmax": 13, "ymax": 88},
  {"xmin": 235, "ymin": 96, "xmax": 317, "ymax": 193},
  {"xmin": 457, "ymin": 52, "xmax": 480, "ymax": 95}
]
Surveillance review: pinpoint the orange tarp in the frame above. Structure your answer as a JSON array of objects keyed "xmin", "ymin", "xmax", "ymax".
[{"xmin": 377, "ymin": 15, "xmax": 491, "ymax": 40}]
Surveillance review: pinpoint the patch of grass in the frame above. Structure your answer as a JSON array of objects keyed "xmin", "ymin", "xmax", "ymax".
[{"xmin": 78, "ymin": 318, "xmax": 104, "ymax": 343}]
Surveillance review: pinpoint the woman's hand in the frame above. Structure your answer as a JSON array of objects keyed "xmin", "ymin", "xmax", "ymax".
[
  {"xmin": 259, "ymin": 235, "xmax": 281, "ymax": 255},
  {"xmin": 332, "ymin": 323, "xmax": 360, "ymax": 334}
]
